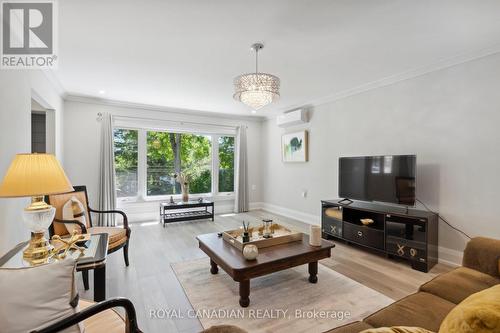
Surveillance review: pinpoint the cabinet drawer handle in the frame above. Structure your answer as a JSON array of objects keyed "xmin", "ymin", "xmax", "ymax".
[{"xmin": 357, "ymin": 231, "xmax": 363, "ymax": 237}]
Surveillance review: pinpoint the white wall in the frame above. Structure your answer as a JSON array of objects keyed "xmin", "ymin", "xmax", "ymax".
[
  {"xmin": 0, "ymin": 71, "xmax": 64, "ymax": 256},
  {"xmin": 261, "ymin": 53, "xmax": 500, "ymax": 265},
  {"xmin": 62, "ymin": 99, "xmax": 263, "ymax": 221}
]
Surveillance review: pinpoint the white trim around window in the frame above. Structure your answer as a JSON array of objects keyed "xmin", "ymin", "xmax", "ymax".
[{"xmin": 113, "ymin": 123, "xmax": 236, "ymax": 204}]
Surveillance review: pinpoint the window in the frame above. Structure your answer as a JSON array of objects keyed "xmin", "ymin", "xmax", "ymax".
[
  {"xmin": 113, "ymin": 129, "xmax": 138, "ymax": 198},
  {"xmin": 146, "ymin": 131, "xmax": 212, "ymax": 196},
  {"xmin": 383, "ymin": 156, "xmax": 393, "ymax": 174},
  {"xmin": 371, "ymin": 156, "xmax": 381, "ymax": 174},
  {"xmin": 113, "ymin": 127, "xmax": 234, "ymax": 200},
  {"xmin": 218, "ymin": 136, "xmax": 234, "ymax": 193}
]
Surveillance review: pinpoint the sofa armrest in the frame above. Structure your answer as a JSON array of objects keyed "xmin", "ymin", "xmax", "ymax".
[
  {"xmin": 30, "ymin": 298, "xmax": 142, "ymax": 333},
  {"xmin": 462, "ymin": 237, "xmax": 500, "ymax": 278}
]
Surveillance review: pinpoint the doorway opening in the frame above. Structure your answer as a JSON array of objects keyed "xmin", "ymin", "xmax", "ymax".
[{"xmin": 31, "ymin": 98, "xmax": 55, "ymax": 154}]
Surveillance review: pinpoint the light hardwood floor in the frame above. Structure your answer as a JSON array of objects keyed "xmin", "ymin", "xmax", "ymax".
[{"xmin": 79, "ymin": 210, "xmax": 453, "ymax": 333}]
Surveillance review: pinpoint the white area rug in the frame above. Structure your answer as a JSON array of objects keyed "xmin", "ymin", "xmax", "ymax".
[{"xmin": 171, "ymin": 258, "xmax": 392, "ymax": 333}]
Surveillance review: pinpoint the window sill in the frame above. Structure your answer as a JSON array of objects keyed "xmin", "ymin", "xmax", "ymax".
[{"xmin": 117, "ymin": 193, "xmax": 235, "ymax": 205}]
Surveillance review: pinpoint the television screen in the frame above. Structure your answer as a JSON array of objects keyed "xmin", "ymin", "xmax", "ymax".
[{"xmin": 339, "ymin": 155, "xmax": 416, "ymax": 206}]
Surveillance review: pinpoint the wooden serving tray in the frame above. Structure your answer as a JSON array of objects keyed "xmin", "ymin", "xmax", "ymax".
[{"xmin": 222, "ymin": 224, "xmax": 303, "ymax": 251}]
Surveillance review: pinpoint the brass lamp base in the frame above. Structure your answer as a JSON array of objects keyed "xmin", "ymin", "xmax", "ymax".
[{"xmin": 23, "ymin": 231, "xmax": 54, "ymax": 264}]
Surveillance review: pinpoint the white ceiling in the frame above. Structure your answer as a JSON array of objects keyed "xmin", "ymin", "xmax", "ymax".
[{"xmin": 56, "ymin": 0, "xmax": 500, "ymax": 116}]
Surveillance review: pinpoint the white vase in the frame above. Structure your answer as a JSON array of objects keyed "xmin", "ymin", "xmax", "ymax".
[
  {"xmin": 242, "ymin": 244, "xmax": 258, "ymax": 260},
  {"xmin": 181, "ymin": 184, "xmax": 189, "ymax": 202},
  {"xmin": 309, "ymin": 225, "xmax": 322, "ymax": 246}
]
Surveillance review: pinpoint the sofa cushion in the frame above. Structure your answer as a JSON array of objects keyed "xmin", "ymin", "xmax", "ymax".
[
  {"xmin": 364, "ymin": 292, "xmax": 454, "ymax": 332},
  {"xmin": 80, "ymin": 299, "xmax": 125, "ymax": 333},
  {"xmin": 420, "ymin": 267, "xmax": 499, "ymax": 304},
  {"xmin": 438, "ymin": 284, "xmax": 500, "ymax": 333},
  {"xmin": 62, "ymin": 196, "xmax": 88, "ymax": 234},
  {"xmin": 0, "ymin": 258, "xmax": 83, "ymax": 333},
  {"xmin": 49, "ymin": 190, "xmax": 91, "ymax": 236},
  {"xmin": 324, "ymin": 321, "xmax": 373, "ymax": 333},
  {"xmin": 360, "ymin": 327, "xmax": 434, "ymax": 333},
  {"xmin": 201, "ymin": 325, "xmax": 248, "ymax": 333}
]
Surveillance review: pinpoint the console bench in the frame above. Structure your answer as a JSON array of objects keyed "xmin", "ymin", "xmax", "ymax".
[
  {"xmin": 160, "ymin": 200, "xmax": 214, "ymax": 226},
  {"xmin": 321, "ymin": 199, "xmax": 438, "ymax": 272}
]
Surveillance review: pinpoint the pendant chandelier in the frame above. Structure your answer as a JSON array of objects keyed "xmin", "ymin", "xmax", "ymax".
[{"xmin": 233, "ymin": 43, "xmax": 280, "ymax": 110}]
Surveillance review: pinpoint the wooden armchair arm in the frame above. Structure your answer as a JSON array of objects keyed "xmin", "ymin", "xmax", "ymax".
[
  {"xmin": 88, "ymin": 207, "xmax": 129, "ymax": 230},
  {"xmin": 31, "ymin": 298, "xmax": 142, "ymax": 333},
  {"xmin": 53, "ymin": 219, "xmax": 87, "ymax": 234}
]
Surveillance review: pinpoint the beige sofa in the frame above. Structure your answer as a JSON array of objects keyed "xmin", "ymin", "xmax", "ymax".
[{"xmin": 328, "ymin": 237, "xmax": 500, "ymax": 333}]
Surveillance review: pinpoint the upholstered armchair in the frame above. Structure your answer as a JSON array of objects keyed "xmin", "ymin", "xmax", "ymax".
[
  {"xmin": 47, "ymin": 185, "xmax": 131, "ymax": 289},
  {"xmin": 31, "ymin": 298, "xmax": 143, "ymax": 333}
]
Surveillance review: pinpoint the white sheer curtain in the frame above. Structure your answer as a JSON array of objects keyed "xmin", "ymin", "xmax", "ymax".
[
  {"xmin": 97, "ymin": 113, "xmax": 117, "ymax": 226},
  {"xmin": 234, "ymin": 125, "xmax": 249, "ymax": 213}
]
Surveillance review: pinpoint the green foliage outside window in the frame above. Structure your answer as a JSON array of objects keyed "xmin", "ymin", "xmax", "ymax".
[
  {"xmin": 114, "ymin": 129, "xmax": 138, "ymax": 197},
  {"xmin": 146, "ymin": 132, "xmax": 212, "ymax": 195},
  {"xmin": 219, "ymin": 136, "xmax": 235, "ymax": 192},
  {"xmin": 114, "ymin": 128, "xmax": 235, "ymax": 198}
]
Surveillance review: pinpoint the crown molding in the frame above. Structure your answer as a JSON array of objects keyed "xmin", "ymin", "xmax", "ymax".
[
  {"xmin": 36, "ymin": 69, "xmax": 66, "ymax": 98},
  {"xmin": 267, "ymin": 43, "xmax": 500, "ymax": 119},
  {"xmin": 57, "ymin": 42, "xmax": 500, "ymax": 121},
  {"xmin": 64, "ymin": 94, "xmax": 266, "ymax": 122}
]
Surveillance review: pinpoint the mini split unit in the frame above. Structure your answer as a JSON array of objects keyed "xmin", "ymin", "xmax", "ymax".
[{"xmin": 276, "ymin": 109, "xmax": 308, "ymax": 127}]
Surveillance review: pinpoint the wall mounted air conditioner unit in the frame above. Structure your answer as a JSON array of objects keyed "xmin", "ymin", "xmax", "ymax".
[{"xmin": 276, "ymin": 109, "xmax": 308, "ymax": 128}]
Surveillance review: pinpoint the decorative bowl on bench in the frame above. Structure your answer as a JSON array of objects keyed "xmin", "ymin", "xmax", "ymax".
[{"xmin": 360, "ymin": 218, "xmax": 374, "ymax": 226}]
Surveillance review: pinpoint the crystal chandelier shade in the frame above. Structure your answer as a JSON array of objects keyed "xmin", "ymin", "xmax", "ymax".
[
  {"xmin": 233, "ymin": 73, "xmax": 280, "ymax": 110},
  {"xmin": 233, "ymin": 43, "xmax": 280, "ymax": 110}
]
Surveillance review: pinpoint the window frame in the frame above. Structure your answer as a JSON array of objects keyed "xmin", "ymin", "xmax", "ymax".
[
  {"xmin": 113, "ymin": 126, "xmax": 235, "ymax": 203},
  {"xmin": 113, "ymin": 127, "xmax": 140, "ymax": 202},
  {"xmin": 216, "ymin": 135, "xmax": 236, "ymax": 196}
]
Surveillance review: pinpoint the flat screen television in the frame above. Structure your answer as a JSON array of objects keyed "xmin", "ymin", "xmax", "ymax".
[{"xmin": 339, "ymin": 155, "xmax": 416, "ymax": 206}]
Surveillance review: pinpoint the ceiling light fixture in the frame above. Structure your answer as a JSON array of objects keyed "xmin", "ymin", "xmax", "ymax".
[
  {"xmin": 233, "ymin": 43, "xmax": 280, "ymax": 111},
  {"xmin": 98, "ymin": 90, "xmax": 106, "ymax": 95}
]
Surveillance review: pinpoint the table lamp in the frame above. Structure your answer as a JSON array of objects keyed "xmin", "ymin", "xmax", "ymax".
[{"xmin": 0, "ymin": 153, "xmax": 73, "ymax": 261}]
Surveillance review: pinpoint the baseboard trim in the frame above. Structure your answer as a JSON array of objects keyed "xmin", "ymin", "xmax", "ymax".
[
  {"xmin": 249, "ymin": 202, "xmax": 263, "ymax": 211},
  {"xmin": 438, "ymin": 246, "xmax": 463, "ymax": 267},
  {"xmin": 260, "ymin": 202, "xmax": 320, "ymax": 225},
  {"xmin": 258, "ymin": 201, "xmax": 463, "ymax": 266}
]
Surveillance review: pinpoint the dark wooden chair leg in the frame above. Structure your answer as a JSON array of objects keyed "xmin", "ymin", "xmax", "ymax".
[
  {"xmin": 123, "ymin": 241, "xmax": 130, "ymax": 267},
  {"xmin": 82, "ymin": 270, "xmax": 89, "ymax": 290}
]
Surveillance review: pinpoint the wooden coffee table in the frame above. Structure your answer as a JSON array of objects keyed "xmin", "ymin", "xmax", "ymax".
[{"xmin": 197, "ymin": 232, "xmax": 335, "ymax": 307}]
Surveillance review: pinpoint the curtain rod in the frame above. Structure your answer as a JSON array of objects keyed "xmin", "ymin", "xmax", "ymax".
[{"xmin": 109, "ymin": 114, "xmax": 247, "ymax": 129}]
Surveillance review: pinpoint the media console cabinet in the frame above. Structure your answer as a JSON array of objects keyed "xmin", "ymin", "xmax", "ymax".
[{"xmin": 321, "ymin": 199, "xmax": 438, "ymax": 272}]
